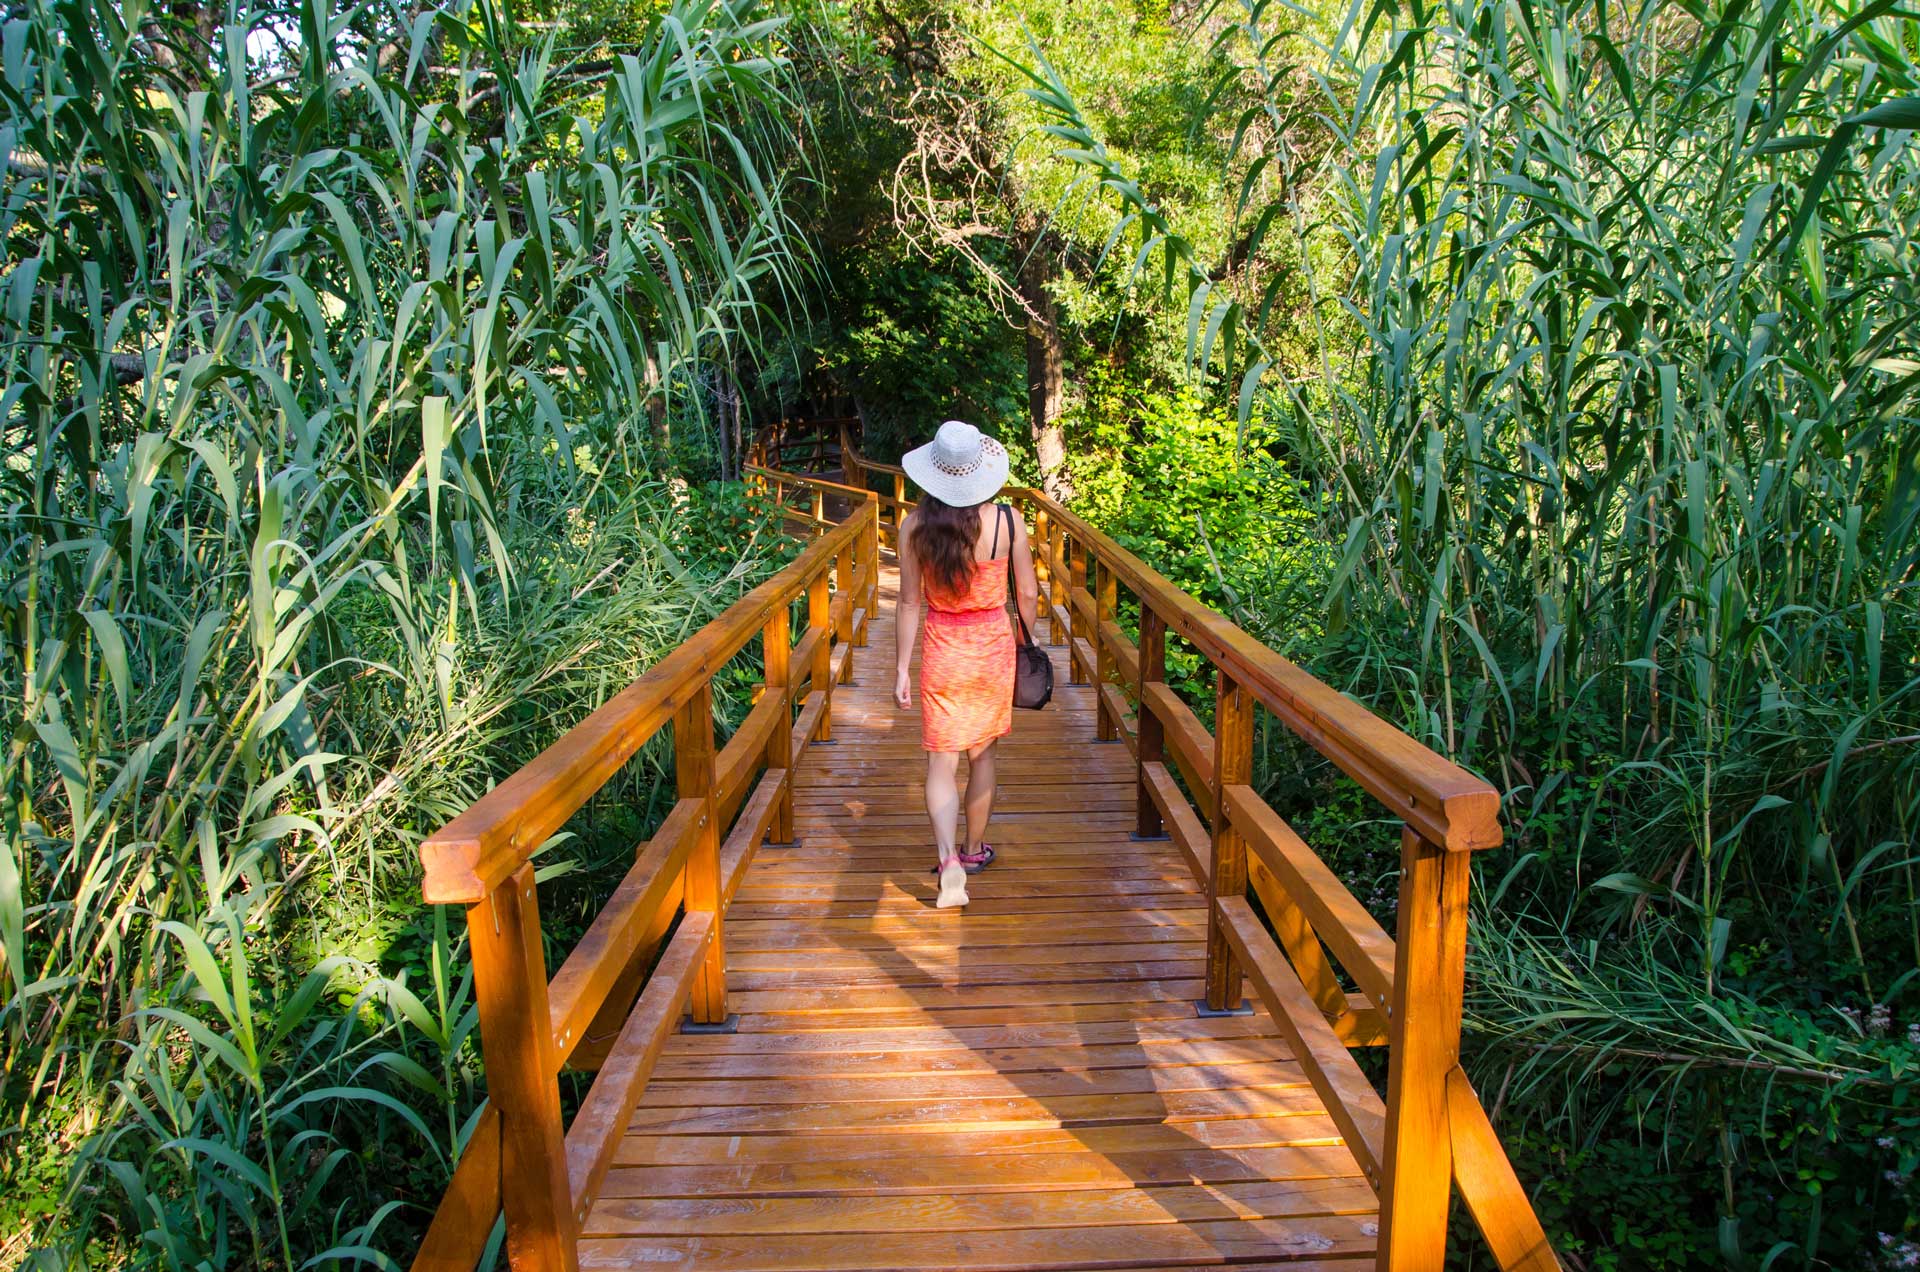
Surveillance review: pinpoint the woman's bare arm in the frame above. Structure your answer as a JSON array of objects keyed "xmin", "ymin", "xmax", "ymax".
[{"xmin": 894, "ymin": 511, "xmax": 922, "ymax": 709}]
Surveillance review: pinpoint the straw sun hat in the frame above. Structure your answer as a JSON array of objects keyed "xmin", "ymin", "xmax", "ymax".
[{"xmin": 901, "ymin": 420, "xmax": 1009, "ymax": 508}]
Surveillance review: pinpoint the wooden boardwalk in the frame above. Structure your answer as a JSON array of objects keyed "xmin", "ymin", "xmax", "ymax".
[
  {"xmin": 413, "ymin": 456, "xmax": 1560, "ymax": 1272},
  {"xmin": 581, "ymin": 565, "xmax": 1378, "ymax": 1270}
]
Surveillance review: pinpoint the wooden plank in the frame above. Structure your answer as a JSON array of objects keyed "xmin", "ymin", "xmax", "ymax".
[
  {"xmin": 564, "ymin": 912, "xmax": 713, "ymax": 1225},
  {"xmin": 727, "ymin": 960, "xmax": 1202, "ymax": 992},
  {"xmin": 653, "ymin": 1037, "xmax": 1286, "ymax": 1079},
  {"xmin": 602, "ymin": 1142, "xmax": 1362, "ymax": 1200},
  {"xmin": 788, "ymin": 628, "xmax": 824, "ymax": 699},
  {"xmin": 410, "ymin": 1104, "xmax": 501, "ymax": 1272},
  {"xmin": 1097, "ymin": 681, "xmax": 1137, "ymax": 753},
  {"xmin": 546, "ymin": 798, "xmax": 701, "ymax": 1065},
  {"xmin": 1377, "ymin": 829, "xmax": 1470, "ymax": 1270},
  {"xmin": 584, "ymin": 1178, "xmax": 1380, "ymax": 1236},
  {"xmin": 1448, "ymin": 1067, "xmax": 1563, "ymax": 1270},
  {"xmin": 726, "ymin": 939, "xmax": 1204, "ymax": 969},
  {"xmin": 720, "ymin": 768, "xmax": 787, "ymax": 909},
  {"xmin": 617, "ymin": 1115, "xmax": 1348, "ymax": 1166},
  {"xmin": 1217, "ymin": 895, "xmax": 1386, "ymax": 1183},
  {"xmin": 1227, "ymin": 784, "xmax": 1396, "ymax": 1011},
  {"xmin": 1143, "ymin": 761, "xmax": 1210, "ymax": 888},
  {"xmin": 575, "ymin": 1217, "xmax": 1375, "ymax": 1270},
  {"xmin": 790, "ymin": 693, "xmax": 827, "ymax": 766},
  {"xmin": 1099, "ymin": 617, "xmax": 1140, "ymax": 688},
  {"xmin": 716, "ymin": 669, "xmax": 783, "ymax": 816},
  {"xmin": 644, "ymin": 1059, "xmax": 1308, "ymax": 1107},
  {"xmin": 724, "ymin": 977, "xmax": 1209, "ymax": 1015},
  {"xmin": 1142, "ymin": 682, "xmax": 1216, "ymax": 821},
  {"xmin": 661, "ymin": 1014, "xmax": 1278, "ymax": 1056},
  {"xmin": 622, "ymin": 1083, "xmax": 1340, "ymax": 1138}
]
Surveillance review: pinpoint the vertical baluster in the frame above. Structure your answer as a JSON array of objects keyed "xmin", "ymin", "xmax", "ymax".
[
  {"xmin": 1134, "ymin": 606, "xmax": 1167, "ymax": 839},
  {"xmin": 1204, "ymin": 669, "xmax": 1252, "ymax": 1012},
  {"xmin": 834, "ymin": 540, "xmax": 855, "ymax": 682},
  {"xmin": 866, "ymin": 503, "xmax": 881, "ymax": 628},
  {"xmin": 763, "ymin": 607, "xmax": 794, "ymax": 843},
  {"xmin": 1067, "ymin": 536, "xmax": 1089, "ymax": 684},
  {"xmin": 1031, "ymin": 507, "xmax": 1051, "ymax": 638},
  {"xmin": 808, "ymin": 565, "xmax": 833, "ymax": 743},
  {"xmin": 892, "ymin": 472, "xmax": 905, "ymax": 539},
  {"xmin": 674, "ymin": 683, "xmax": 728, "ymax": 1026},
  {"xmin": 1048, "ymin": 522, "xmax": 1067, "ymax": 647},
  {"xmin": 1095, "ymin": 563, "xmax": 1118, "ymax": 740},
  {"xmin": 469, "ymin": 864, "xmax": 577, "ymax": 1271},
  {"xmin": 811, "ymin": 486, "xmax": 825, "ymax": 526},
  {"xmin": 1377, "ymin": 828, "xmax": 1470, "ymax": 1270}
]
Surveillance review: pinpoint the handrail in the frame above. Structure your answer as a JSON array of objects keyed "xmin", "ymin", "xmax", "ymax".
[
  {"xmin": 836, "ymin": 420, "xmax": 1556, "ymax": 1272},
  {"xmin": 410, "ymin": 493, "xmax": 881, "ymax": 1272}
]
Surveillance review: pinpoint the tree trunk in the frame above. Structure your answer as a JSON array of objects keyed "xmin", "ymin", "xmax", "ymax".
[{"xmin": 1020, "ymin": 232, "xmax": 1072, "ymax": 502}]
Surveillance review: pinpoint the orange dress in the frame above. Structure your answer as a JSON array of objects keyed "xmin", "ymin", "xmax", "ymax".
[{"xmin": 920, "ymin": 552, "xmax": 1015, "ymax": 752}]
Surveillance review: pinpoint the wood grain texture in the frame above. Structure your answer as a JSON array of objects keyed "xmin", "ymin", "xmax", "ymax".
[
  {"xmin": 410, "ymin": 1104, "xmax": 501, "ymax": 1272},
  {"xmin": 586, "ymin": 561, "xmax": 1379, "ymax": 1271},
  {"xmin": 419, "ymin": 518, "xmax": 1554, "ymax": 1270},
  {"xmin": 1448, "ymin": 1067, "xmax": 1564, "ymax": 1271}
]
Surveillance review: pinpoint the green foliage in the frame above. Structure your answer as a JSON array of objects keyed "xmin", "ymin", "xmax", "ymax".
[
  {"xmin": 817, "ymin": 243, "xmax": 1027, "ymax": 453},
  {"xmin": 0, "ymin": 0, "xmax": 811, "ymax": 1264},
  {"xmin": 1072, "ymin": 382, "xmax": 1329, "ymax": 649},
  {"xmin": 1018, "ymin": 0, "xmax": 1920, "ymax": 1262}
]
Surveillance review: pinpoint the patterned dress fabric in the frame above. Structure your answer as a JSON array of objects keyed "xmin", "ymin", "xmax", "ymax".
[{"xmin": 919, "ymin": 527, "xmax": 1015, "ymax": 752}]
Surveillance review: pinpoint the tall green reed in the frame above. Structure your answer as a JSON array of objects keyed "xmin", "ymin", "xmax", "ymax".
[
  {"xmin": 1016, "ymin": 0, "xmax": 1919, "ymax": 1255},
  {"xmin": 1, "ymin": 0, "xmax": 814, "ymax": 1263}
]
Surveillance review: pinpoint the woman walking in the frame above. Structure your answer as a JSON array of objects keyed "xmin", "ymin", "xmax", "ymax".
[{"xmin": 894, "ymin": 420, "xmax": 1041, "ymax": 909}]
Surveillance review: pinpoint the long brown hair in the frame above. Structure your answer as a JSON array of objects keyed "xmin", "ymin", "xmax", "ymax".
[{"xmin": 910, "ymin": 496, "xmax": 983, "ymax": 597}]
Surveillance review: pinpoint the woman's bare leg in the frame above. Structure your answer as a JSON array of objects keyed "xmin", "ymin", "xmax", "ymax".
[
  {"xmin": 927, "ymin": 750, "xmax": 968, "ymax": 908},
  {"xmin": 964, "ymin": 739, "xmax": 998, "ymax": 855},
  {"xmin": 925, "ymin": 751, "xmax": 962, "ymax": 866}
]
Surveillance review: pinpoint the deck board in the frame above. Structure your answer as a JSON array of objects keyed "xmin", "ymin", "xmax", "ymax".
[{"xmin": 589, "ymin": 561, "xmax": 1378, "ymax": 1269}]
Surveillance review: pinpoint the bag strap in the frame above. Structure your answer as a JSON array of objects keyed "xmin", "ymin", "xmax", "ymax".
[{"xmin": 1003, "ymin": 506, "xmax": 1033, "ymax": 648}]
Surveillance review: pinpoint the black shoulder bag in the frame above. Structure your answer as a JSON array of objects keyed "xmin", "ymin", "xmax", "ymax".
[{"xmin": 1001, "ymin": 505, "xmax": 1054, "ymax": 710}]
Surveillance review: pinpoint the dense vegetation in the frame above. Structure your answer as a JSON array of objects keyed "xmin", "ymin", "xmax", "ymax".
[{"xmin": 2, "ymin": 0, "xmax": 1915, "ymax": 1267}]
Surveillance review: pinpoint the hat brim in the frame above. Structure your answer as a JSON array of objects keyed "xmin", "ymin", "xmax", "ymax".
[{"xmin": 901, "ymin": 437, "xmax": 1010, "ymax": 508}]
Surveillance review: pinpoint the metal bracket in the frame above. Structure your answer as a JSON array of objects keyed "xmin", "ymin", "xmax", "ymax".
[
  {"xmin": 1193, "ymin": 999, "xmax": 1255, "ymax": 1018},
  {"xmin": 1129, "ymin": 832, "xmax": 1171, "ymax": 843},
  {"xmin": 680, "ymin": 1013, "xmax": 741, "ymax": 1035}
]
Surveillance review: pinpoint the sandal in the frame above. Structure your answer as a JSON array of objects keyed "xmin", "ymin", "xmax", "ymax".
[
  {"xmin": 928, "ymin": 844, "xmax": 996, "ymax": 875},
  {"xmin": 935, "ymin": 859, "xmax": 969, "ymax": 909}
]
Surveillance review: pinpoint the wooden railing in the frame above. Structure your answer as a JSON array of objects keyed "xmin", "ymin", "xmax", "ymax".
[
  {"xmin": 409, "ymin": 491, "xmax": 880, "ymax": 1272},
  {"xmin": 838, "ymin": 428, "xmax": 1559, "ymax": 1272}
]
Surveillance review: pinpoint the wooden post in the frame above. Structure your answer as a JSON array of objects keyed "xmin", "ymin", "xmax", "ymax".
[
  {"xmin": 674, "ymin": 683, "xmax": 728, "ymax": 1025},
  {"xmin": 1032, "ymin": 507, "xmax": 1052, "ymax": 639},
  {"xmin": 865, "ymin": 503, "xmax": 880, "ymax": 626},
  {"xmin": 808, "ymin": 566, "xmax": 833, "ymax": 742},
  {"xmin": 1067, "ymin": 537, "xmax": 1089, "ymax": 685},
  {"xmin": 1205, "ymin": 669, "xmax": 1253, "ymax": 1012},
  {"xmin": 1377, "ymin": 828, "xmax": 1471, "ymax": 1270},
  {"xmin": 834, "ymin": 541, "xmax": 855, "ymax": 682},
  {"xmin": 1095, "ymin": 564, "xmax": 1118, "ymax": 740},
  {"xmin": 763, "ymin": 609, "xmax": 794, "ymax": 844},
  {"xmin": 1135, "ymin": 606, "xmax": 1167, "ymax": 839},
  {"xmin": 811, "ymin": 487, "xmax": 825, "ymax": 526},
  {"xmin": 1049, "ymin": 522, "xmax": 1068, "ymax": 648},
  {"xmin": 468, "ymin": 865, "xmax": 578, "ymax": 1271}
]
